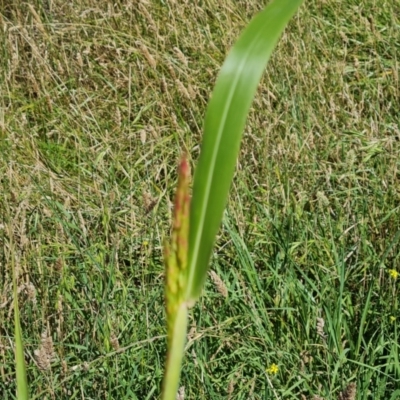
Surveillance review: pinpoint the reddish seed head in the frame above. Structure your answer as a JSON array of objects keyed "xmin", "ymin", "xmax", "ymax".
[{"xmin": 179, "ymin": 155, "xmax": 190, "ymax": 179}]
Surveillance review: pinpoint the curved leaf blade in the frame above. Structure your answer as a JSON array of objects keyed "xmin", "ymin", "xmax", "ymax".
[
  {"xmin": 11, "ymin": 236, "xmax": 29, "ymax": 400},
  {"xmin": 186, "ymin": 0, "xmax": 303, "ymax": 301}
]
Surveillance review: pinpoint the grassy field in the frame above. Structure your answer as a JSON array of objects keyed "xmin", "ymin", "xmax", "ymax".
[{"xmin": 1, "ymin": 0, "xmax": 400, "ymax": 399}]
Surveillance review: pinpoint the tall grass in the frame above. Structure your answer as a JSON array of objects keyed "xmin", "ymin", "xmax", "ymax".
[{"xmin": 162, "ymin": 1, "xmax": 303, "ymax": 398}]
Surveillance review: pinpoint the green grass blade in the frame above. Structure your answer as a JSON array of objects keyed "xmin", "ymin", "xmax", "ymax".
[
  {"xmin": 186, "ymin": 0, "xmax": 304, "ymax": 302},
  {"xmin": 14, "ymin": 298, "xmax": 29, "ymax": 400},
  {"xmin": 11, "ymin": 242, "xmax": 29, "ymax": 400}
]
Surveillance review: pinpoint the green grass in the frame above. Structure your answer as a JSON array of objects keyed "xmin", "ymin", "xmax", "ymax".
[{"xmin": 1, "ymin": 0, "xmax": 399, "ymax": 398}]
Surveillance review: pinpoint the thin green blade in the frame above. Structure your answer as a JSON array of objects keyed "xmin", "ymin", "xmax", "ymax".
[
  {"xmin": 15, "ymin": 297, "xmax": 29, "ymax": 400},
  {"xmin": 11, "ymin": 245, "xmax": 29, "ymax": 400},
  {"xmin": 186, "ymin": 0, "xmax": 303, "ymax": 301}
]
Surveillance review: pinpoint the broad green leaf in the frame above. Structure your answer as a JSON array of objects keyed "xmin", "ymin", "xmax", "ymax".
[{"xmin": 186, "ymin": 0, "xmax": 304, "ymax": 301}]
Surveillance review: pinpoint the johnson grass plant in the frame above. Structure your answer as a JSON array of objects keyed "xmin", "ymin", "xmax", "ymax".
[
  {"xmin": 1, "ymin": 0, "xmax": 400, "ymax": 399},
  {"xmin": 162, "ymin": 2, "xmax": 303, "ymax": 398}
]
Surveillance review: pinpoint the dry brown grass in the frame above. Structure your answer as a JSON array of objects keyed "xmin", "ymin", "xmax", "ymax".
[{"xmin": 1, "ymin": 0, "xmax": 399, "ymax": 398}]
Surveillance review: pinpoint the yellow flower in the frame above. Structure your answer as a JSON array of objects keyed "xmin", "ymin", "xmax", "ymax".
[
  {"xmin": 266, "ymin": 363, "xmax": 279, "ymax": 375},
  {"xmin": 390, "ymin": 316, "xmax": 396, "ymax": 323},
  {"xmin": 389, "ymin": 269, "xmax": 398, "ymax": 279}
]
